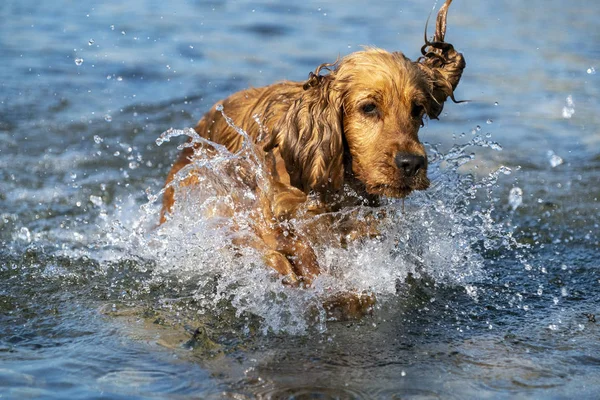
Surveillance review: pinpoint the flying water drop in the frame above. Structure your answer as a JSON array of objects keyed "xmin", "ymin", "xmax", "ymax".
[
  {"xmin": 508, "ymin": 187, "xmax": 523, "ymax": 210},
  {"xmin": 562, "ymin": 95, "xmax": 575, "ymax": 119},
  {"xmin": 547, "ymin": 150, "xmax": 564, "ymax": 168}
]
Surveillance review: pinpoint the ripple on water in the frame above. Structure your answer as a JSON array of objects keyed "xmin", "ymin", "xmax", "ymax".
[
  {"xmin": 97, "ymin": 369, "xmax": 189, "ymax": 394},
  {"xmin": 253, "ymin": 385, "xmax": 370, "ymax": 400}
]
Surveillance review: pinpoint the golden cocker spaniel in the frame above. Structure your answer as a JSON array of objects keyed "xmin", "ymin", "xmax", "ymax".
[{"xmin": 161, "ymin": 0, "xmax": 465, "ymax": 291}]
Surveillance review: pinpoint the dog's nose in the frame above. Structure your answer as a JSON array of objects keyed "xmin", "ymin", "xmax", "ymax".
[{"xmin": 395, "ymin": 153, "xmax": 426, "ymax": 176}]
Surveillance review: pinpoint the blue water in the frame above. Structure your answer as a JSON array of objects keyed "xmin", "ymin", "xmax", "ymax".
[{"xmin": 1, "ymin": 0, "xmax": 599, "ymax": 398}]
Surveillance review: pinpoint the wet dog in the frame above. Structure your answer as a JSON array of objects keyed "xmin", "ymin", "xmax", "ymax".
[{"xmin": 161, "ymin": 0, "xmax": 465, "ymax": 299}]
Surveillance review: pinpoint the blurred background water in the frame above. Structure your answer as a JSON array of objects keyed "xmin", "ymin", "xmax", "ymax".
[{"xmin": 1, "ymin": 0, "xmax": 599, "ymax": 398}]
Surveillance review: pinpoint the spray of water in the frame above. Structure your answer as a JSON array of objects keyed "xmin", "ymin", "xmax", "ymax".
[{"xmin": 93, "ymin": 109, "xmax": 516, "ymax": 334}]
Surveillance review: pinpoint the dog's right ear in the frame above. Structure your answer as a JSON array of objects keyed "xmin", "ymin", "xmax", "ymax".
[
  {"xmin": 415, "ymin": 0, "xmax": 466, "ymax": 119},
  {"xmin": 265, "ymin": 65, "xmax": 344, "ymax": 196}
]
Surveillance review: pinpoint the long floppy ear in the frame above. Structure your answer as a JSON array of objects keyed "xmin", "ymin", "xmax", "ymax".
[
  {"xmin": 264, "ymin": 64, "xmax": 344, "ymax": 196},
  {"xmin": 417, "ymin": 0, "xmax": 466, "ymax": 119}
]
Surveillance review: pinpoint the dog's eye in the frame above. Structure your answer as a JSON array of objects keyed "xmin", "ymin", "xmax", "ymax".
[
  {"xmin": 411, "ymin": 103, "xmax": 425, "ymax": 119},
  {"xmin": 360, "ymin": 102, "xmax": 378, "ymax": 116}
]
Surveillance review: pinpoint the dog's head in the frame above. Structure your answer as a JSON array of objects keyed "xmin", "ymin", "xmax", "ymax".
[{"xmin": 269, "ymin": 0, "xmax": 465, "ymax": 200}]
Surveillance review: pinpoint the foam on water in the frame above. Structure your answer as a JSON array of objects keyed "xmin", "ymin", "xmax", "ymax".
[{"xmin": 90, "ymin": 113, "xmax": 516, "ymax": 334}]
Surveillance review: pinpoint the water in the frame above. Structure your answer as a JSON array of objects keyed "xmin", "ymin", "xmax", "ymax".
[{"xmin": 1, "ymin": 0, "xmax": 599, "ymax": 398}]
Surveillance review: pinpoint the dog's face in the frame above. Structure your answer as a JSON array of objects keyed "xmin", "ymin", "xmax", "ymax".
[
  {"xmin": 273, "ymin": 39, "xmax": 464, "ymax": 200},
  {"xmin": 336, "ymin": 49, "xmax": 431, "ymax": 198}
]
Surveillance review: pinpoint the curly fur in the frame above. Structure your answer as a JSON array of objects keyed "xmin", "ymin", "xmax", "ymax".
[{"xmin": 161, "ymin": 0, "xmax": 465, "ymax": 290}]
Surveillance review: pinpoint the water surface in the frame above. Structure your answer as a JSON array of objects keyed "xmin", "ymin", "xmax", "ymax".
[{"xmin": 1, "ymin": 0, "xmax": 599, "ymax": 398}]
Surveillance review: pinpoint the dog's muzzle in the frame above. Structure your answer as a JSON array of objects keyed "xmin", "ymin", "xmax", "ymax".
[{"xmin": 394, "ymin": 152, "xmax": 426, "ymax": 177}]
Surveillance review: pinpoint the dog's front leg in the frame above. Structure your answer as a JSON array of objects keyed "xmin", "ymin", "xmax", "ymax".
[
  {"xmin": 260, "ymin": 224, "xmax": 320, "ymax": 286},
  {"xmin": 250, "ymin": 183, "xmax": 320, "ymax": 286}
]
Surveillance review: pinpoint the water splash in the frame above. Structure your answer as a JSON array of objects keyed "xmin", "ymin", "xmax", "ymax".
[{"xmin": 94, "ymin": 114, "xmax": 518, "ymax": 334}]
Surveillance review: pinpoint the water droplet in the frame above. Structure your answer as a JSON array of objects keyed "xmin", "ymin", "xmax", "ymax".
[
  {"xmin": 486, "ymin": 119, "xmax": 493, "ymax": 124},
  {"xmin": 128, "ymin": 161, "xmax": 139, "ymax": 170},
  {"xmin": 548, "ymin": 324, "xmax": 558, "ymax": 331},
  {"xmin": 18, "ymin": 227, "xmax": 31, "ymax": 243},
  {"xmin": 89, "ymin": 195, "xmax": 103, "ymax": 207},
  {"xmin": 476, "ymin": 125, "xmax": 481, "ymax": 131},
  {"xmin": 116, "ymin": 76, "xmax": 123, "ymax": 81},
  {"xmin": 93, "ymin": 135, "xmax": 104, "ymax": 144},
  {"xmin": 145, "ymin": 187, "xmax": 158, "ymax": 202},
  {"xmin": 110, "ymin": 24, "xmax": 115, "ymax": 31},
  {"xmin": 489, "ymin": 142, "xmax": 503, "ymax": 151},
  {"xmin": 74, "ymin": 58, "xmax": 84, "ymax": 66},
  {"xmin": 104, "ymin": 114, "xmax": 112, "ymax": 122},
  {"xmin": 113, "ymin": 151, "xmax": 120, "ymax": 156},
  {"xmin": 587, "ymin": 66, "xmax": 596, "ymax": 75},
  {"xmin": 121, "ymin": 30, "xmax": 126, "ymax": 35},
  {"xmin": 88, "ymin": 38, "xmax": 95, "ymax": 46},
  {"xmin": 401, "ymin": 371, "xmax": 406, "ymax": 377},
  {"xmin": 216, "ymin": 104, "xmax": 223, "ymax": 112},
  {"xmin": 106, "ymin": 75, "xmax": 112, "ymax": 80},
  {"xmin": 465, "ymin": 285, "xmax": 478, "ymax": 301},
  {"xmin": 494, "ymin": 101, "xmax": 499, "ymax": 106},
  {"xmin": 508, "ymin": 187, "xmax": 523, "ymax": 210},
  {"xmin": 547, "ymin": 150, "xmax": 564, "ymax": 168},
  {"xmin": 561, "ymin": 95, "xmax": 575, "ymax": 118}
]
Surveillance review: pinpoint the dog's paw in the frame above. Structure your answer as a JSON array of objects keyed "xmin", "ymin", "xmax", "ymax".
[
  {"xmin": 264, "ymin": 250, "xmax": 300, "ymax": 286},
  {"xmin": 323, "ymin": 291, "xmax": 376, "ymax": 321}
]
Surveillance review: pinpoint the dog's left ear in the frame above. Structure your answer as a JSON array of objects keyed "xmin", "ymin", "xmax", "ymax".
[
  {"xmin": 416, "ymin": 0, "xmax": 466, "ymax": 119},
  {"xmin": 265, "ymin": 66, "xmax": 344, "ymax": 196}
]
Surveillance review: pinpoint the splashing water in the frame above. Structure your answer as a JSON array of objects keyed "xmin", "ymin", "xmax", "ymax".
[{"xmin": 94, "ymin": 112, "xmax": 517, "ymax": 335}]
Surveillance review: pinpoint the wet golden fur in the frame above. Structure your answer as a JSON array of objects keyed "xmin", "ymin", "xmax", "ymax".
[{"xmin": 161, "ymin": 1, "xmax": 465, "ymax": 292}]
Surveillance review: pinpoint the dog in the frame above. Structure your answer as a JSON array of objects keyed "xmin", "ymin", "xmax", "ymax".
[{"xmin": 160, "ymin": 0, "xmax": 465, "ymax": 295}]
